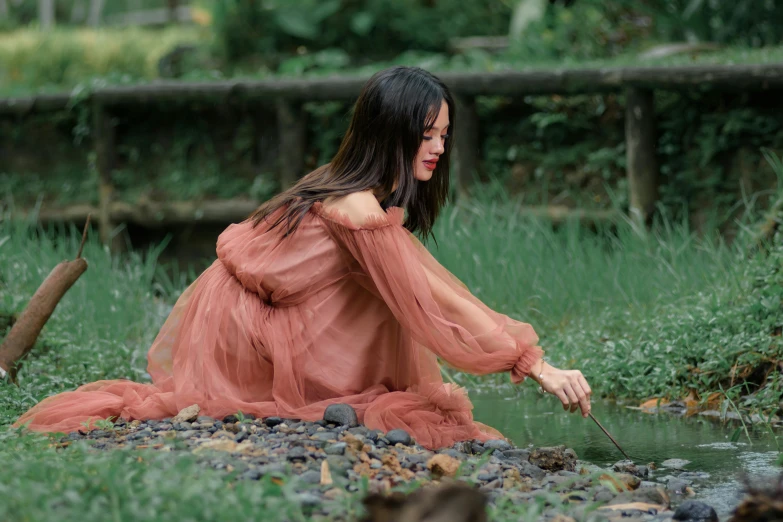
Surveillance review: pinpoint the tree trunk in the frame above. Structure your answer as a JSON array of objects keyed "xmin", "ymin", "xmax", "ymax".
[
  {"xmin": 625, "ymin": 87, "xmax": 659, "ymax": 224},
  {"xmin": 167, "ymin": 0, "xmax": 179, "ymax": 22},
  {"xmin": 38, "ymin": 0, "xmax": 55, "ymax": 29},
  {"xmin": 88, "ymin": 0, "xmax": 105, "ymax": 27}
]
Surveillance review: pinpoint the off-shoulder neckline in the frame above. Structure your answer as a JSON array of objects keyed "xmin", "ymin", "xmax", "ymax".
[{"xmin": 311, "ymin": 201, "xmax": 405, "ymax": 231}]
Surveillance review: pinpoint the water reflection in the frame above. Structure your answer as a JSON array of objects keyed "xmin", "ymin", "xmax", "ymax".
[{"xmin": 471, "ymin": 388, "xmax": 780, "ymax": 517}]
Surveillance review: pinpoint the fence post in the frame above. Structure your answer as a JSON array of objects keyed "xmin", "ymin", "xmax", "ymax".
[
  {"xmin": 276, "ymin": 100, "xmax": 307, "ymax": 190},
  {"xmin": 625, "ymin": 87, "xmax": 659, "ymax": 224},
  {"xmin": 454, "ymin": 95, "xmax": 479, "ymax": 198},
  {"xmin": 92, "ymin": 101, "xmax": 120, "ymax": 252}
]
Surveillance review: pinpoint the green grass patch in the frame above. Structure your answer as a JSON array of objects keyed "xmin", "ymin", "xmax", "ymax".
[{"xmin": 1, "ymin": 161, "xmax": 781, "ymax": 518}]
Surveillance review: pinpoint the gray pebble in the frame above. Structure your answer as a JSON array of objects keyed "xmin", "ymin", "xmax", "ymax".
[
  {"xmin": 667, "ymin": 478, "xmax": 690, "ymax": 495},
  {"xmin": 501, "ymin": 449, "xmax": 530, "ymax": 461},
  {"xmin": 264, "ymin": 417, "xmax": 283, "ymax": 427},
  {"xmin": 297, "ymin": 470, "xmax": 321, "ymax": 485},
  {"xmin": 385, "ymin": 429, "xmax": 412, "ymax": 446},
  {"xmin": 672, "ymin": 500, "xmax": 718, "ymax": 522},
  {"xmin": 287, "ymin": 447, "xmax": 308, "ymax": 462},
  {"xmin": 325, "ymin": 443, "xmax": 347, "ymax": 456},
  {"xmin": 483, "ymin": 439, "xmax": 512, "ymax": 451},
  {"xmin": 311, "ymin": 431, "xmax": 339, "ymax": 442},
  {"xmin": 323, "ymin": 404, "xmax": 359, "ymax": 428}
]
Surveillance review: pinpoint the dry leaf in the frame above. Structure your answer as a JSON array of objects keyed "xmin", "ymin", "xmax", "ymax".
[
  {"xmin": 598, "ymin": 502, "xmax": 667, "ymax": 514},
  {"xmin": 320, "ymin": 460, "xmax": 333, "ymax": 486}
]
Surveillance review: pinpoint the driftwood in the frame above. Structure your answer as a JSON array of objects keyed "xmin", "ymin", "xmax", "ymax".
[
  {"xmin": 0, "ymin": 216, "xmax": 91, "ymax": 382},
  {"xmin": 12, "ymin": 199, "xmax": 619, "ymax": 229},
  {"xmin": 361, "ymin": 482, "xmax": 487, "ymax": 522}
]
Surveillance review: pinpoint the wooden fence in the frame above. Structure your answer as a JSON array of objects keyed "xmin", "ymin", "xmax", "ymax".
[{"xmin": 3, "ymin": 63, "xmax": 783, "ymax": 249}]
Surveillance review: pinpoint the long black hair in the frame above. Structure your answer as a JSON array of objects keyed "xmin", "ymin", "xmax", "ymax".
[{"xmin": 251, "ymin": 66, "xmax": 455, "ymax": 240}]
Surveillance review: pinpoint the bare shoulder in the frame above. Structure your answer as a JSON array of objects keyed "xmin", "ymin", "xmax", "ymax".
[{"xmin": 322, "ymin": 191, "xmax": 386, "ymax": 227}]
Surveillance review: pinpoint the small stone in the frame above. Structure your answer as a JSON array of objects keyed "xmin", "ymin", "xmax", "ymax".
[
  {"xmin": 426, "ymin": 454, "xmax": 461, "ymax": 478},
  {"xmin": 311, "ymin": 431, "xmax": 339, "ymax": 442},
  {"xmin": 672, "ymin": 500, "xmax": 718, "ymax": 521},
  {"xmin": 438, "ymin": 449, "xmax": 463, "ymax": 459},
  {"xmin": 471, "ymin": 442, "xmax": 485, "ymax": 454},
  {"xmin": 322, "ymin": 404, "xmax": 359, "ymax": 427},
  {"xmin": 347, "ymin": 426, "xmax": 369, "ymax": 436},
  {"xmin": 297, "ymin": 470, "xmax": 322, "ymax": 485},
  {"xmin": 385, "ymin": 429, "xmax": 412, "ymax": 446},
  {"xmin": 325, "ymin": 442, "xmax": 347, "ymax": 456},
  {"xmin": 241, "ymin": 469, "xmax": 264, "ymax": 480},
  {"xmin": 501, "ymin": 449, "xmax": 530, "ymax": 461},
  {"xmin": 594, "ymin": 487, "xmax": 616, "ymax": 503},
  {"xmin": 235, "ymin": 431, "xmax": 250, "ymax": 443},
  {"xmin": 477, "ymin": 472, "xmax": 501, "ymax": 482},
  {"xmin": 178, "ymin": 430, "xmax": 196, "ymax": 439},
  {"xmin": 288, "ymin": 447, "xmax": 308, "ymax": 462},
  {"xmin": 173, "ymin": 404, "xmax": 200, "ymax": 423},
  {"xmin": 631, "ymin": 486, "xmax": 670, "ymax": 506},
  {"xmin": 197, "ymin": 416, "xmax": 214, "ymax": 423},
  {"xmin": 529, "ymin": 446, "xmax": 577, "ymax": 472},
  {"xmin": 222, "ymin": 414, "xmax": 239, "ymax": 424},
  {"xmin": 661, "ymin": 459, "xmax": 690, "ymax": 470},
  {"xmin": 483, "ymin": 439, "xmax": 512, "ymax": 451},
  {"xmin": 325, "ymin": 456, "xmax": 351, "ymax": 477},
  {"xmin": 667, "ymin": 478, "xmax": 690, "ymax": 495},
  {"xmin": 516, "ymin": 461, "xmax": 546, "ymax": 481},
  {"xmin": 479, "ymin": 478, "xmax": 502, "ymax": 491}
]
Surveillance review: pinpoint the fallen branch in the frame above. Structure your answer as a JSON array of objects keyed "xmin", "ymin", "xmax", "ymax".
[{"xmin": 0, "ymin": 216, "xmax": 91, "ymax": 383}]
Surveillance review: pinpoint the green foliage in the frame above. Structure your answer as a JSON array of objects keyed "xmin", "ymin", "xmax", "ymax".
[
  {"xmin": 430, "ymin": 168, "xmax": 782, "ymax": 417},
  {"xmin": 508, "ymin": 0, "xmax": 783, "ymax": 62},
  {"xmin": 0, "ymin": 218, "xmax": 171, "ymax": 428},
  {"xmin": 0, "ymin": 26, "xmax": 207, "ymax": 95},
  {"xmin": 211, "ymin": 0, "xmax": 513, "ymax": 66}
]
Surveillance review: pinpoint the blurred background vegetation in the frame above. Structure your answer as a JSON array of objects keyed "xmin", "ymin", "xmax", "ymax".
[{"xmin": 2, "ymin": 0, "xmax": 783, "ymax": 230}]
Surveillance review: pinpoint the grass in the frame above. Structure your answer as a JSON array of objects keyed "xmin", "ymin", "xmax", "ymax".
[
  {"xmin": 1, "ymin": 158, "xmax": 782, "ymax": 519},
  {"xmin": 435, "ymin": 184, "xmax": 782, "ymax": 415}
]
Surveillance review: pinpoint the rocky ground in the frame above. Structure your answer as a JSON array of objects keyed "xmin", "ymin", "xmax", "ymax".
[{"xmin": 56, "ymin": 404, "xmax": 721, "ymax": 522}]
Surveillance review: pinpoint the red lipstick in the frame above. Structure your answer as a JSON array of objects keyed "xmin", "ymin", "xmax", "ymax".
[{"xmin": 423, "ymin": 159, "xmax": 438, "ymax": 171}]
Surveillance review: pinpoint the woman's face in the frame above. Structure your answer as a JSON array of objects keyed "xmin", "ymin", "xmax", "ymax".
[{"xmin": 414, "ymin": 100, "xmax": 450, "ymax": 182}]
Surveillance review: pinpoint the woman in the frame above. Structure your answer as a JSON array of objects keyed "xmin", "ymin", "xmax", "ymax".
[{"xmin": 15, "ymin": 66, "xmax": 591, "ymax": 450}]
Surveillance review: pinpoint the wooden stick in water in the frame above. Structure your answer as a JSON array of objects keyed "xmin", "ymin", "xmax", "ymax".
[{"xmin": 589, "ymin": 412, "xmax": 632, "ymax": 461}]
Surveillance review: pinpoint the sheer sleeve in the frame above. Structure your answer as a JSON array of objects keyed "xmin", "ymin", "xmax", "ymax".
[{"xmin": 317, "ymin": 204, "xmax": 544, "ymax": 384}]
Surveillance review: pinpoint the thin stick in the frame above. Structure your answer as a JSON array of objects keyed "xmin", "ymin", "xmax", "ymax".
[
  {"xmin": 589, "ymin": 412, "xmax": 632, "ymax": 461},
  {"xmin": 76, "ymin": 214, "xmax": 91, "ymax": 260}
]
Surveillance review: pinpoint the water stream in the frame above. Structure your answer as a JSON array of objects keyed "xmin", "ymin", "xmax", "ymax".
[{"xmin": 471, "ymin": 388, "xmax": 781, "ymax": 519}]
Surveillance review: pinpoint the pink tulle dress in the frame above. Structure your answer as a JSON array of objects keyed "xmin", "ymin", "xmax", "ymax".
[{"xmin": 15, "ymin": 203, "xmax": 543, "ymax": 449}]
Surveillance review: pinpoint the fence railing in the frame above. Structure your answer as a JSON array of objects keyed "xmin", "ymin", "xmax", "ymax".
[{"xmin": 3, "ymin": 63, "xmax": 783, "ymax": 249}]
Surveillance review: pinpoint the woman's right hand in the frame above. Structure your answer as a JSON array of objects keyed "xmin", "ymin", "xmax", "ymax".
[{"xmin": 532, "ymin": 361, "xmax": 592, "ymax": 418}]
